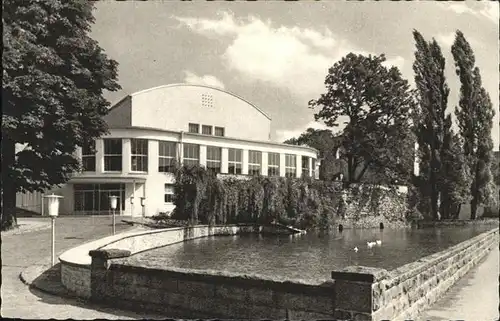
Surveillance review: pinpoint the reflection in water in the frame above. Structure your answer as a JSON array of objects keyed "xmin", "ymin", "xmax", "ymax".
[{"xmin": 123, "ymin": 225, "xmax": 496, "ymax": 283}]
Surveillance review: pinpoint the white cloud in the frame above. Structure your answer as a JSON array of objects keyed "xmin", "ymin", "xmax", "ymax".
[
  {"xmin": 480, "ymin": 2, "xmax": 499, "ymax": 24},
  {"xmin": 275, "ymin": 120, "xmax": 336, "ymax": 143},
  {"xmin": 435, "ymin": 32, "xmax": 456, "ymax": 48},
  {"xmin": 174, "ymin": 12, "xmax": 404, "ymax": 101},
  {"xmin": 183, "ymin": 71, "xmax": 225, "ymax": 89},
  {"xmin": 438, "ymin": 2, "xmax": 499, "ymax": 25}
]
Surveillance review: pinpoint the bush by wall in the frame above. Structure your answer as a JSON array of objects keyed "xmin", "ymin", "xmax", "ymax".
[{"xmin": 171, "ymin": 165, "xmax": 409, "ymax": 230}]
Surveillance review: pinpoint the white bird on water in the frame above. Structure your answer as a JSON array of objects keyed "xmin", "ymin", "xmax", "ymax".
[
  {"xmin": 367, "ymin": 241, "xmax": 376, "ymax": 248},
  {"xmin": 376, "ymin": 240, "xmax": 382, "ymax": 246},
  {"xmin": 354, "ymin": 247, "xmax": 359, "ymax": 253}
]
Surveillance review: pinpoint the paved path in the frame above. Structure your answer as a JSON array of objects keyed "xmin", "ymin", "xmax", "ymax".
[
  {"xmin": 419, "ymin": 245, "xmax": 499, "ymax": 321},
  {"xmin": 1, "ymin": 216, "xmax": 166, "ymax": 319}
]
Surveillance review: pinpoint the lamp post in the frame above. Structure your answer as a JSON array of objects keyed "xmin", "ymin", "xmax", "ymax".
[
  {"xmin": 109, "ymin": 195, "xmax": 118, "ymax": 235},
  {"xmin": 44, "ymin": 194, "xmax": 63, "ymax": 266}
]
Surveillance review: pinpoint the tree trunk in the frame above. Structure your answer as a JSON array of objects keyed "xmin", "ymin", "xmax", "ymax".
[
  {"xmin": 1, "ymin": 138, "xmax": 18, "ymax": 230},
  {"xmin": 430, "ymin": 170, "xmax": 439, "ymax": 220},
  {"xmin": 470, "ymin": 196, "xmax": 478, "ymax": 220},
  {"xmin": 470, "ymin": 161, "xmax": 480, "ymax": 220}
]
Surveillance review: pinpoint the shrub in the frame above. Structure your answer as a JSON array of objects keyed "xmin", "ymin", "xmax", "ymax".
[{"xmin": 172, "ymin": 165, "xmax": 407, "ymax": 229}]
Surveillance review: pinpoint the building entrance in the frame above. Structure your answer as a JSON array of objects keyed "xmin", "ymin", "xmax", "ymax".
[{"xmin": 73, "ymin": 183, "xmax": 125, "ymax": 215}]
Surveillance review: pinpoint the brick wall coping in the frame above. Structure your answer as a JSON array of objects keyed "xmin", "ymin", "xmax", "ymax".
[
  {"xmin": 58, "ymin": 227, "xmax": 148, "ymax": 265},
  {"xmin": 60, "ymin": 224, "xmax": 265, "ymax": 267}
]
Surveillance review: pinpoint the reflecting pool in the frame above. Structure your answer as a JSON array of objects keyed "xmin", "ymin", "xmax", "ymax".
[{"xmin": 121, "ymin": 225, "xmax": 496, "ymax": 283}]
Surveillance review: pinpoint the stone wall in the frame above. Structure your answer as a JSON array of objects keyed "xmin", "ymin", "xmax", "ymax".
[
  {"xmin": 60, "ymin": 262, "xmax": 91, "ymax": 298},
  {"xmin": 60, "ymin": 224, "xmax": 285, "ymax": 299},
  {"xmin": 90, "ymin": 252, "xmax": 336, "ymax": 319},
  {"xmin": 338, "ymin": 184, "xmax": 409, "ymax": 229},
  {"xmin": 63, "ymin": 223, "xmax": 498, "ymax": 320},
  {"xmin": 332, "ymin": 227, "xmax": 499, "ymax": 321}
]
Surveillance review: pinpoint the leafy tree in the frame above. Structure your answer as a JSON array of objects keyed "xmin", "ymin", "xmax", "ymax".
[
  {"xmin": 412, "ymin": 30, "xmax": 452, "ymax": 220},
  {"xmin": 452, "ymin": 30, "xmax": 496, "ymax": 219},
  {"xmin": 309, "ymin": 53, "xmax": 416, "ymax": 183},
  {"xmin": 2, "ymin": 1, "xmax": 120, "ymax": 230},
  {"xmin": 284, "ymin": 128, "xmax": 343, "ymax": 180}
]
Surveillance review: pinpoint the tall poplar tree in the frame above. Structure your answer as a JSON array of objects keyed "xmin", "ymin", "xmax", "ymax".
[
  {"xmin": 452, "ymin": 30, "xmax": 495, "ymax": 219},
  {"xmin": 2, "ymin": 0, "xmax": 120, "ymax": 230},
  {"xmin": 412, "ymin": 30, "xmax": 450, "ymax": 220}
]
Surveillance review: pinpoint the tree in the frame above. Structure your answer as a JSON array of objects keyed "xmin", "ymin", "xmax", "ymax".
[
  {"xmin": 284, "ymin": 128, "xmax": 343, "ymax": 180},
  {"xmin": 309, "ymin": 53, "xmax": 416, "ymax": 184},
  {"xmin": 2, "ymin": 1, "xmax": 120, "ymax": 230},
  {"xmin": 412, "ymin": 30, "xmax": 452, "ymax": 220},
  {"xmin": 452, "ymin": 30, "xmax": 496, "ymax": 219},
  {"xmin": 439, "ymin": 128, "xmax": 472, "ymax": 219}
]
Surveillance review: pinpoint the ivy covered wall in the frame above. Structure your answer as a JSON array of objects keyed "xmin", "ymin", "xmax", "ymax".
[{"xmin": 172, "ymin": 166, "xmax": 409, "ymax": 229}]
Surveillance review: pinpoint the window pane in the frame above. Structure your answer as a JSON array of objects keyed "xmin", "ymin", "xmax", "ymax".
[
  {"xmin": 188, "ymin": 123, "xmax": 199, "ymax": 133},
  {"xmin": 183, "ymin": 144, "xmax": 199, "ymax": 160},
  {"xmin": 159, "ymin": 157, "xmax": 176, "ymax": 173},
  {"xmin": 202, "ymin": 125, "xmax": 212, "ymax": 135},
  {"xmin": 207, "ymin": 146, "xmax": 221, "ymax": 161},
  {"xmin": 104, "ymin": 139, "xmax": 122, "ymax": 154},
  {"xmin": 229, "ymin": 149, "xmax": 242, "ymax": 162},
  {"xmin": 268, "ymin": 153, "xmax": 279, "ymax": 166},
  {"xmin": 159, "ymin": 141, "xmax": 176, "ymax": 157},
  {"xmin": 131, "ymin": 156, "xmax": 148, "ymax": 172},
  {"xmin": 214, "ymin": 127, "xmax": 225, "ymax": 137},
  {"xmin": 228, "ymin": 163, "xmax": 242, "ymax": 175},
  {"xmin": 302, "ymin": 156, "xmax": 309, "ymax": 169},
  {"xmin": 131, "ymin": 139, "xmax": 148, "ymax": 155},
  {"xmin": 248, "ymin": 165, "xmax": 261, "ymax": 176},
  {"xmin": 249, "ymin": 151, "xmax": 262, "ymax": 165},
  {"xmin": 82, "ymin": 156, "xmax": 96, "ymax": 171},
  {"xmin": 104, "ymin": 155, "xmax": 122, "ymax": 171}
]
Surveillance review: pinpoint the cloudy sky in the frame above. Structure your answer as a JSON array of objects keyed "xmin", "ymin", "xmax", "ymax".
[{"xmin": 91, "ymin": 1, "xmax": 499, "ymax": 150}]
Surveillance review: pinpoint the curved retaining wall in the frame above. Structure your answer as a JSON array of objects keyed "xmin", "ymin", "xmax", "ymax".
[
  {"xmin": 61, "ymin": 225, "xmax": 498, "ymax": 319},
  {"xmin": 59, "ymin": 224, "xmax": 269, "ymax": 299}
]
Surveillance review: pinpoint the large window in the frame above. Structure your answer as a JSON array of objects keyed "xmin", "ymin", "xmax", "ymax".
[
  {"xmin": 285, "ymin": 154, "xmax": 297, "ymax": 178},
  {"xmin": 301, "ymin": 156, "xmax": 310, "ymax": 177},
  {"xmin": 228, "ymin": 148, "xmax": 242, "ymax": 175},
  {"xmin": 81, "ymin": 140, "xmax": 96, "ymax": 171},
  {"xmin": 159, "ymin": 141, "xmax": 176, "ymax": 173},
  {"xmin": 248, "ymin": 150, "xmax": 262, "ymax": 176},
  {"xmin": 268, "ymin": 152, "xmax": 280, "ymax": 176},
  {"xmin": 202, "ymin": 125, "xmax": 212, "ymax": 135},
  {"xmin": 164, "ymin": 184, "xmax": 175, "ymax": 203},
  {"xmin": 74, "ymin": 184, "xmax": 125, "ymax": 214},
  {"xmin": 188, "ymin": 123, "xmax": 200, "ymax": 133},
  {"xmin": 183, "ymin": 143, "xmax": 199, "ymax": 167},
  {"xmin": 214, "ymin": 126, "xmax": 225, "ymax": 137},
  {"xmin": 104, "ymin": 139, "xmax": 122, "ymax": 171},
  {"xmin": 206, "ymin": 146, "xmax": 222, "ymax": 174},
  {"xmin": 131, "ymin": 139, "xmax": 148, "ymax": 172}
]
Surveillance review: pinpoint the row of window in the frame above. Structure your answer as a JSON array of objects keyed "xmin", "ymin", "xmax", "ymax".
[
  {"xmin": 188, "ymin": 123, "xmax": 225, "ymax": 137},
  {"xmin": 82, "ymin": 139, "xmax": 316, "ymax": 177}
]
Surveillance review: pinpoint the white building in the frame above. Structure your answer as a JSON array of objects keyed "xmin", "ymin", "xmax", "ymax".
[{"xmin": 16, "ymin": 84, "xmax": 319, "ymax": 217}]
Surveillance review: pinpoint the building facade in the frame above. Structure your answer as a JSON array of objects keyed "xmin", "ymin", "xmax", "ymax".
[{"xmin": 16, "ymin": 84, "xmax": 319, "ymax": 217}]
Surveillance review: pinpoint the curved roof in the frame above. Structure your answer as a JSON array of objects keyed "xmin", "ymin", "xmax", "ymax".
[{"xmin": 111, "ymin": 83, "xmax": 272, "ymax": 120}]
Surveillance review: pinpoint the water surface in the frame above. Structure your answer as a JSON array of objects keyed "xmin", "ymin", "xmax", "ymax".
[{"xmin": 123, "ymin": 225, "xmax": 496, "ymax": 283}]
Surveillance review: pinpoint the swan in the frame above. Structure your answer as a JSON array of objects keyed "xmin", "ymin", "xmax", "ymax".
[
  {"xmin": 376, "ymin": 240, "xmax": 382, "ymax": 246},
  {"xmin": 354, "ymin": 247, "xmax": 359, "ymax": 253},
  {"xmin": 367, "ymin": 241, "xmax": 376, "ymax": 248}
]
